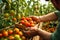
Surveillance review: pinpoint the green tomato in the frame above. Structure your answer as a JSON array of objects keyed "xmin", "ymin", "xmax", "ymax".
[
  {"xmin": 8, "ymin": 0, "xmax": 11, "ymax": 3},
  {"xmin": 16, "ymin": 13, "xmax": 21, "ymax": 20},
  {"xmin": 10, "ymin": 10, "xmax": 15, "ymax": 16},
  {"xmin": 4, "ymin": 13, "xmax": 9, "ymax": 18},
  {"xmin": 14, "ymin": 34, "xmax": 20, "ymax": 40}
]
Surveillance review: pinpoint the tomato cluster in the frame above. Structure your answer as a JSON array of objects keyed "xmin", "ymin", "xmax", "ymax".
[
  {"xmin": 0, "ymin": 28, "xmax": 26, "ymax": 40},
  {"xmin": 20, "ymin": 17, "xmax": 36, "ymax": 27},
  {"xmin": 42, "ymin": 22, "xmax": 56, "ymax": 33}
]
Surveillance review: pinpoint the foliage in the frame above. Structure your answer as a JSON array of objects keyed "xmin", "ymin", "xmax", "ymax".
[{"xmin": 0, "ymin": 0, "xmax": 56, "ymax": 29}]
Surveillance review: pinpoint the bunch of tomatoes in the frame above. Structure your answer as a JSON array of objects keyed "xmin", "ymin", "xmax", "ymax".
[
  {"xmin": 0, "ymin": 28, "xmax": 26, "ymax": 40},
  {"xmin": 20, "ymin": 17, "xmax": 36, "ymax": 27}
]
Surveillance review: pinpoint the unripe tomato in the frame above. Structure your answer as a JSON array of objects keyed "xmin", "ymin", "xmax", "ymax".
[
  {"xmin": 4, "ymin": 13, "xmax": 9, "ymax": 18},
  {"xmin": 10, "ymin": 10, "xmax": 15, "ymax": 16},
  {"xmin": 8, "ymin": 0, "xmax": 11, "ymax": 3},
  {"xmin": 16, "ymin": 14, "xmax": 21, "ymax": 20}
]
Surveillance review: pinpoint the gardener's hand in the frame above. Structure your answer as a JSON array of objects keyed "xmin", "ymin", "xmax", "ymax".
[
  {"xmin": 23, "ymin": 27, "xmax": 38, "ymax": 39},
  {"xmin": 30, "ymin": 16, "xmax": 41, "ymax": 23}
]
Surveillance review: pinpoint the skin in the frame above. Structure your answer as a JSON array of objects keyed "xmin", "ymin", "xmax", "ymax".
[{"xmin": 24, "ymin": 0, "xmax": 60, "ymax": 40}]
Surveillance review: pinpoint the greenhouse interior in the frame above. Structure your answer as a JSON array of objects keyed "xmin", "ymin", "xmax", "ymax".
[{"xmin": 0, "ymin": 0, "xmax": 59, "ymax": 40}]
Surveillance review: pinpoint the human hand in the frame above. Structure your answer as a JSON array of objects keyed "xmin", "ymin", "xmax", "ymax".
[
  {"xmin": 30, "ymin": 16, "xmax": 41, "ymax": 23},
  {"xmin": 23, "ymin": 27, "xmax": 38, "ymax": 39}
]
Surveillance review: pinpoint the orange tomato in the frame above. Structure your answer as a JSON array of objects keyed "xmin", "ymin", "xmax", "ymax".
[
  {"xmin": 30, "ymin": 24, "xmax": 35, "ymax": 27},
  {"xmin": 2, "ymin": 30, "xmax": 8, "ymax": 37},
  {"xmin": 0, "ymin": 33, "xmax": 2, "ymax": 38},
  {"xmin": 21, "ymin": 17, "xmax": 25, "ymax": 20},
  {"xmin": 30, "ymin": 21, "xmax": 34, "ymax": 24},
  {"xmin": 8, "ymin": 29, "xmax": 13, "ymax": 35},
  {"xmin": 8, "ymin": 36, "xmax": 14, "ymax": 40},
  {"xmin": 29, "ymin": 18, "xmax": 32, "ymax": 21},
  {"xmin": 14, "ymin": 28, "xmax": 20, "ymax": 34},
  {"xmin": 22, "ymin": 36, "xmax": 26, "ymax": 40},
  {"xmin": 18, "ymin": 31, "xmax": 23, "ymax": 36},
  {"xmin": 12, "ymin": 18, "xmax": 17, "ymax": 21}
]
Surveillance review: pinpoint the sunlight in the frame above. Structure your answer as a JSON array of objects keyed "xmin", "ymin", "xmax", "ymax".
[{"xmin": 40, "ymin": 0, "xmax": 48, "ymax": 5}]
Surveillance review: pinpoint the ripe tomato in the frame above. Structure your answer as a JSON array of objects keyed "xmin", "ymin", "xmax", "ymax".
[
  {"xmin": 25, "ymin": 17, "xmax": 30, "ymax": 21},
  {"xmin": 8, "ymin": 29, "xmax": 13, "ymax": 35},
  {"xmin": 2, "ymin": 30, "xmax": 8, "ymax": 37},
  {"xmin": 30, "ymin": 21, "xmax": 34, "ymax": 24},
  {"xmin": 21, "ymin": 17, "xmax": 25, "ymax": 20},
  {"xmin": 8, "ymin": 36, "xmax": 14, "ymax": 40},
  {"xmin": 25, "ymin": 22, "xmax": 30, "ymax": 27},
  {"xmin": 0, "ymin": 33, "xmax": 2, "ymax": 38},
  {"xmin": 22, "ymin": 36, "xmax": 26, "ymax": 40},
  {"xmin": 14, "ymin": 28, "xmax": 20, "ymax": 34},
  {"xmin": 30, "ymin": 24, "xmax": 35, "ymax": 27},
  {"xmin": 12, "ymin": 18, "xmax": 17, "ymax": 21},
  {"xmin": 18, "ymin": 31, "xmax": 23, "ymax": 36},
  {"xmin": 21, "ymin": 20, "xmax": 25, "ymax": 24},
  {"xmin": 29, "ymin": 18, "xmax": 32, "ymax": 21}
]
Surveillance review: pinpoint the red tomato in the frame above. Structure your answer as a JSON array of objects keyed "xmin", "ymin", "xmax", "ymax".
[
  {"xmin": 21, "ymin": 20, "xmax": 25, "ymax": 24},
  {"xmin": 0, "ymin": 33, "xmax": 2, "ymax": 38},
  {"xmin": 8, "ymin": 29, "xmax": 13, "ymax": 35},
  {"xmin": 25, "ymin": 17, "xmax": 30, "ymax": 21},
  {"xmin": 25, "ymin": 22, "xmax": 30, "ymax": 27}
]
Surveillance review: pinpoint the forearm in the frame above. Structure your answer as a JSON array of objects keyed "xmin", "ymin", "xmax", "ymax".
[
  {"xmin": 37, "ymin": 29, "xmax": 52, "ymax": 40},
  {"xmin": 39, "ymin": 12, "xmax": 58, "ymax": 22}
]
